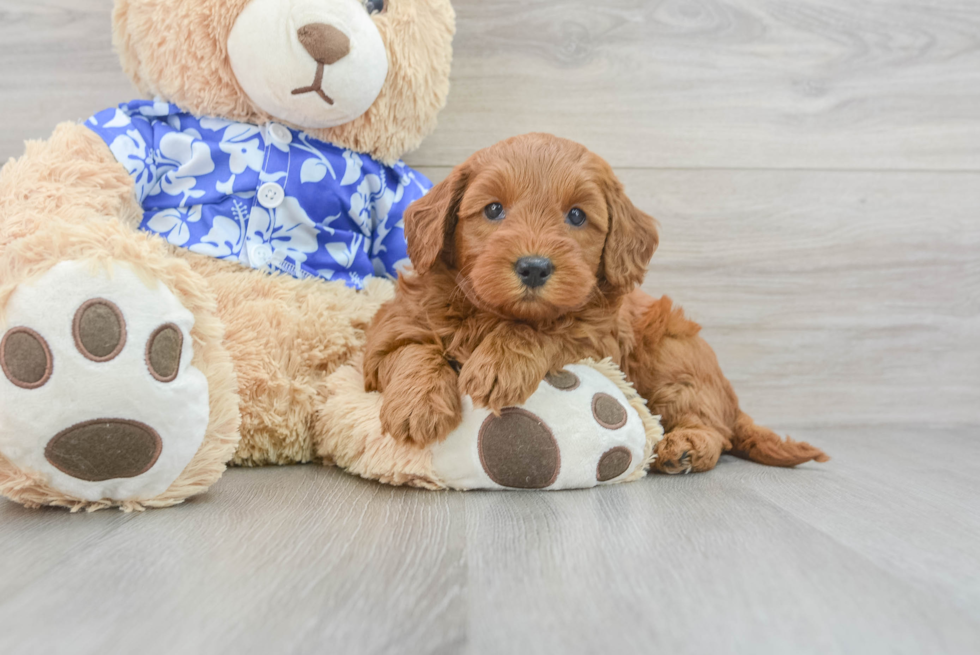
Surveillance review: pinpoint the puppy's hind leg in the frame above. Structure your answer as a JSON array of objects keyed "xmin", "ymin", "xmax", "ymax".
[
  {"xmin": 626, "ymin": 294, "xmax": 737, "ymax": 474},
  {"xmin": 627, "ymin": 293, "xmax": 828, "ymax": 473},
  {"xmin": 653, "ymin": 415, "xmax": 730, "ymax": 474}
]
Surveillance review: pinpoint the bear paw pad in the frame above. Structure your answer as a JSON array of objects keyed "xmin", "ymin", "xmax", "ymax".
[
  {"xmin": 432, "ymin": 364, "xmax": 648, "ymax": 490},
  {"xmin": 0, "ymin": 261, "xmax": 210, "ymax": 503}
]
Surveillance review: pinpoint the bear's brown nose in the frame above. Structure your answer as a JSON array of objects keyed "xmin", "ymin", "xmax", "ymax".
[{"xmin": 297, "ymin": 23, "xmax": 351, "ymax": 65}]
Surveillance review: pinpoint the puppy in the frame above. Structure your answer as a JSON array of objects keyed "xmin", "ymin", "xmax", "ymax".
[{"xmin": 363, "ymin": 134, "xmax": 827, "ymax": 473}]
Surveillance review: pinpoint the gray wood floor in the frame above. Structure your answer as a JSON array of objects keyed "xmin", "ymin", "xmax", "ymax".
[{"xmin": 1, "ymin": 1, "xmax": 978, "ymax": 654}]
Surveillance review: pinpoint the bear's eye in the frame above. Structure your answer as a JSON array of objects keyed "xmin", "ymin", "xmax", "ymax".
[
  {"xmin": 567, "ymin": 208, "xmax": 588, "ymax": 227},
  {"xmin": 364, "ymin": 0, "xmax": 386, "ymax": 14},
  {"xmin": 484, "ymin": 203, "xmax": 506, "ymax": 221}
]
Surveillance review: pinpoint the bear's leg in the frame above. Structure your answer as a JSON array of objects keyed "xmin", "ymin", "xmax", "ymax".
[
  {"xmin": 0, "ymin": 129, "xmax": 241, "ymax": 510},
  {"xmin": 264, "ymin": 276, "xmax": 443, "ymax": 487},
  {"xmin": 177, "ymin": 257, "xmax": 400, "ymax": 468},
  {"xmin": 311, "ymin": 359, "xmax": 444, "ymax": 489},
  {"xmin": 0, "ymin": 249, "xmax": 242, "ymax": 510}
]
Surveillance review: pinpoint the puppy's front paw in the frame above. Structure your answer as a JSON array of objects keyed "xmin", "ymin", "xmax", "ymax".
[
  {"xmin": 380, "ymin": 372, "xmax": 462, "ymax": 447},
  {"xmin": 458, "ymin": 351, "xmax": 543, "ymax": 412}
]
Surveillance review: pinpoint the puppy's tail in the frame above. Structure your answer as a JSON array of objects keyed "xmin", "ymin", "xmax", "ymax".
[{"xmin": 729, "ymin": 411, "xmax": 829, "ymax": 468}]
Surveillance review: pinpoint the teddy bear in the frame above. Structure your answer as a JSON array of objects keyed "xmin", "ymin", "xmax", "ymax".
[
  {"xmin": 0, "ymin": 0, "xmax": 456, "ymax": 510},
  {"xmin": 0, "ymin": 0, "xmax": 665, "ymax": 512}
]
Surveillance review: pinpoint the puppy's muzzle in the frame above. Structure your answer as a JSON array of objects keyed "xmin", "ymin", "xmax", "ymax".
[{"xmin": 515, "ymin": 256, "xmax": 554, "ymax": 289}]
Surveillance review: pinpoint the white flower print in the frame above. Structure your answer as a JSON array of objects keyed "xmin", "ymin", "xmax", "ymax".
[
  {"xmin": 325, "ymin": 235, "xmax": 365, "ymax": 270},
  {"xmin": 136, "ymin": 100, "xmax": 173, "ymax": 119},
  {"xmin": 295, "ymin": 133, "xmax": 337, "ymax": 184},
  {"xmin": 190, "ymin": 215, "xmax": 244, "ymax": 257},
  {"xmin": 370, "ymin": 172, "xmax": 411, "ymax": 262},
  {"xmin": 215, "ymin": 175, "xmax": 236, "ymax": 196},
  {"xmin": 340, "ymin": 150, "xmax": 364, "ymax": 186},
  {"xmin": 144, "ymin": 206, "xmax": 203, "ymax": 247},
  {"xmin": 217, "ymin": 123, "xmax": 265, "ymax": 175},
  {"xmin": 321, "ymin": 212, "xmax": 343, "ymax": 230},
  {"xmin": 300, "ymin": 158, "xmax": 334, "ymax": 184},
  {"xmin": 246, "ymin": 197, "xmax": 319, "ymax": 265},
  {"xmin": 154, "ymin": 131, "xmax": 215, "ymax": 201},
  {"xmin": 190, "ymin": 200, "xmax": 249, "ymax": 258},
  {"xmin": 348, "ymin": 174, "xmax": 384, "ymax": 236},
  {"xmin": 87, "ymin": 100, "xmax": 430, "ymax": 289},
  {"xmin": 199, "ymin": 116, "xmax": 234, "ymax": 133},
  {"xmin": 102, "ymin": 108, "xmax": 131, "ymax": 129},
  {"xmin": 107, "ymin": 128, "xmax": 155, "ymax": 202},
  {"xmin": 258, "ymin": 170, "xmax": 288, "ymax": 185},
  {"xmin": 349, "ymin": 170, "xmax": 407, "ymax": 264}
]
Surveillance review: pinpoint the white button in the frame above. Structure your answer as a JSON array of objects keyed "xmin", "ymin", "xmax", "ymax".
[
  {"xmin": 251, "ymin": 244, "xmax": 273, "ymax": 267},
  {"xmin": 258, "ymin": 183, "xmax": 284, "ymax": 209},
  {"xmin": 268, "ymin": 124, "xmax": 292, "ymax": 145}
]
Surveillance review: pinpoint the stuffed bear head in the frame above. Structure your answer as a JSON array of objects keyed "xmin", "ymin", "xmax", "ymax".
[{"xmin": 112, "ymin": 0, "xmax": 455, "ymax": 164}]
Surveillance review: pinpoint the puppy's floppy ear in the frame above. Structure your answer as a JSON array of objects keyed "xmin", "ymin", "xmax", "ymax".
[
  {"xmin": 405, "ymin": 165, "xmax": 469, "ymax": 275},
  {"xmin": 600, "ymin": 174, "xmax": 660, "ymax": 295}
]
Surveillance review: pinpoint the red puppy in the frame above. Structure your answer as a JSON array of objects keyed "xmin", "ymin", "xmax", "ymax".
[{"xmin": 364, "ymin": 134, "xmax": 827, "ymax": 473}]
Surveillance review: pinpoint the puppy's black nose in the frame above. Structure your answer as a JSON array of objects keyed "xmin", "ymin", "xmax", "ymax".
[{"xmin": 515, "ymin": 256, "xmax": 554, "ymax": 289}]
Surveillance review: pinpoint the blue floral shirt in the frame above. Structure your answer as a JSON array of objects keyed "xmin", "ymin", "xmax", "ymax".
[{"xmin": 86, "ymin": 100, "xmax": 430, "ymax": 288}]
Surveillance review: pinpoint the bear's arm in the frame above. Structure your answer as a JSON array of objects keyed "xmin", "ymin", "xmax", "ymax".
[{"xmin": 0, "ymin": 122, "xmax": 141, "ymax": 244}]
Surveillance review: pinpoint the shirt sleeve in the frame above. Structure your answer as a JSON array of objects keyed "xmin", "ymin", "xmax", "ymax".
[
  {"xmin": 86, "ymin": 104, "xmax": 159, "ymax": 205},
  {"xmin": 372, "ymin": 163, "xmax": 433, "ymax": 279}
]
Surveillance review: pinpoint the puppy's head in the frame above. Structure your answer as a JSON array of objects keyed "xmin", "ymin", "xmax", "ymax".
[{"xmin": 405, "ymin": 134, "xmax": 659, "ymax": 321}]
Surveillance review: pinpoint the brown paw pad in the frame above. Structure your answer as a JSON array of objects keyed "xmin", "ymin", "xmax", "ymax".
[
  {"xmin": 592, "ymin": 393, "xmax": 628, "ymax": 430},
  {"xmin": 45, "ymin": 419, "xmax": 163, "ymax": 482},
  {"xmin": 1, "ymin": 327, "xmax": 53, "ymax": 390},
  {"xmin": 146, "ymin": 323, "xmax": 183, "ymax": 383},
  {"xmin": 597, "ymin": 446, "xmax": 633, "ymax": 482},
  {"xmin": 479, "ymin": 408, "xmax": 561, "ymax": 489},
  {"xmin": 0, "ymin": 261, "xmax": 217, "ymax": 503},
  {"xmin": 545, "ymin": 369, "xmax": 580, "ymax": 391},
  {"xmin": 73, "ymin": 299, "xmax": 127, "ymax": 362}
]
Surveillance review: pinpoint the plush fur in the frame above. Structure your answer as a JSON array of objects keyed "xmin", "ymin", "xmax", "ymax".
[
  {"xmin": 113, "ymin": 0, "xmax": 455, "ymax": 165},
  {"xmin": 0, "ymin": 0, "xmax": 455, "ymax": 510},
  {"xmin": 363, "ymin": 134, "xmax": 829, "ymax": 474},
  {"xmin": 317, "ymin": 354, "xmax": 663, "ymax": 489},
  {"xmin": 0, "ymin": 126, "xmax": 240, "ymax": 511}
]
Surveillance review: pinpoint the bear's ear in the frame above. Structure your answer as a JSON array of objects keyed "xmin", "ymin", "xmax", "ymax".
[
  {"xmin": 599, "ymin": 173, "xmax": 660, "ymax": 297},
  {"xmin": 404, "ymin": 165, "xmax": 470, "ymax": 275}
]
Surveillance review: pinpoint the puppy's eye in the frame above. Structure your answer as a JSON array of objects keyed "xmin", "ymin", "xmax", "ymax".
[
  {"xmin": 484, "ymin": 203, "xmax": 506, "ymax": 221},
  {"xmin": 567, "ymin": 208, "xmax": 587, "ymax": 227},
  {"xmin": 364, "ymin": 0, "xmax": 386, "ymax": 14}
]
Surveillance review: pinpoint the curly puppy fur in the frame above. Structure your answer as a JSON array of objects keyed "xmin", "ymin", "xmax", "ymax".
[{"xmin": 363, "ymin": 134, "xmax": 828, "ymax": 473}]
